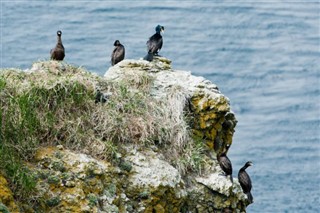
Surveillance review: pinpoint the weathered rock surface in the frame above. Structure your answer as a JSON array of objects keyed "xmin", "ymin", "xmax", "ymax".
[
  {"xmin": 30, "ymin": 145, "xmax": 187, "ymax": 213},
  {"xmin": 26, "ymin": 143, "xmax": 248, "ymax": 213},
  {"xmin": 105, "ymin": 57, "xmax": 236, "ymax": 155},
  {"xmin": 0, "ymin": 58, "xmax": 250, "ymax": 212}
]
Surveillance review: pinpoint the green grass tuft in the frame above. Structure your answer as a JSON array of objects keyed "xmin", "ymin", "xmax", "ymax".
[{"xmin": 0, "ymin": 202, "xmax": 10, "ymax": 213}]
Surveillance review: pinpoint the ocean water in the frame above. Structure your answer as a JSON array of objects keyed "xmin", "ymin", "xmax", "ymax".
[{"xmin": 1, "ymin": 1, "xmax": 319, "ymax": 212}]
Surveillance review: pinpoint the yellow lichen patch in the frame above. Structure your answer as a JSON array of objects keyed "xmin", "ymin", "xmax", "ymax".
[
  {"xmin": 58, "ymin": 200, "xmax": 91, "ymax": 213},
  {"xmin": 205, "ymin": 140, "xmax": 214, "ymax": 150},
  {"xmin": 199, "ymin": 116, "xmax": 207, "ymax": 129},
  {"xmin": 192, "ymin": 129, "xmax": 204, "ymax": 138},
  {"xmin": 216, "ymin": 97, "xmax": 230, "ymax": 112},
  {"xmin": 191, "ymin": 84, "xmax": 235, "ymax": 156},
  {"xmin": 83, "ymin": 178, "xmax": 104, "ymax": 195},
  {"xmin": 198, "ymin": 98, "xmax": 208, "ymax": 111},
  {"xmin": 204, "ymin": 128, "xmax": 217, "ymax": 141},
  {"xmin": 144, "ymin": 206, "xmax": 154, "ymax": 213},
  {"xmin": 153, "ymin": 203, "xmax": 165, "ymax": 213},
  {"xmin": 190, "ymin": 96, "xmax": 203, "ymax": 113},
  {"xmin": 213, "ymin": 122, "xmax": 223, "ymax": 132},
  {"xmin": 210, "ymin": 128, "xmax": 217, "ymax": 140},
  {"xmin": 191, "ymin": 91, "xmax": 230, "ymax": 113},
  {"xmin": 225, "ymin": 130, "xmax": 234, "ymax": 145},
  {"xmin": 0, "ymin": 175, "xmax": 20, "ymax": 212},
  {"xmin": 34, "ymin": 146, "xmax": 57, "ymax": 161},
  {"xmin": 203, "ymin": 112, "xmax": 217, "ymax": 121}
]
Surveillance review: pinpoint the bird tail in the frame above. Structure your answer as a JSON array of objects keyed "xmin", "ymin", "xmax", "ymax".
[
  {"xmin": 246, "ymin": 192, "xmax": 253, "ymax": 204},
  {"xmin": 143, "ymin": 53, "xmax": 153, "ymax": 62}
]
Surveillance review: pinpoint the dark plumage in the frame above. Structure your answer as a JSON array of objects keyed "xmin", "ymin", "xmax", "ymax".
[
  {"xmin": 111, "ymin": 40, "xmax": 125, "ymax": 66},
  {"xmin": 217, "ymin": 144, "xmax": 233, "ymax": 183},
  {"xmin": 147, "ymin": 25, "xmax": 164, "ymax": 55},
  {"xmin": 238, "ymin": 161, "xmax": 253, "ymax": 204},
  {"xmin": 143, "ymin": 52, "xmax": 154, "ymax": 62},
  {"xmin": 95, "ymin": 90, "xmax": 107, "ymax": 103},
  {"xmin": 50, "ymin": 30, "xmax": 65, "ymax": 61}
]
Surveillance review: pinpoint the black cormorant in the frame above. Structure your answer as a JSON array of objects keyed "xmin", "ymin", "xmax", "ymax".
[
  {"xmin": 111, "ymin": 40, "xmax": 125, "ymax": 66},
  {"xmin": 50, "ymin": 30, "xmax": 65, "ymax": 61},
  {"xmin": 147, "ymin": 25, "xmax": 164, "ymax": 56},
  {"xmin": 238, "ymin": 161, "xmax": 253, "ymax": 204},
  {"xmin": 95, "ymin": 89, "xmax": 107, "ymax": 103},
  {"xmin": 217, "ymin": 144, "xmax": 233, "ymax": 183}
]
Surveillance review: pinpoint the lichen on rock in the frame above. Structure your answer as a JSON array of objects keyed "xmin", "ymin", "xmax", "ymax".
[
  {"xmin": 0, "ymin": 175, "xmax": 19, "ymax": 212},
  {"xmin": 105, "ymin": 57, "xmax": 237, "ymax": 157},
  {"xmin": 0, "ymin": 57, "xmax": 249, "ymax": 212}
]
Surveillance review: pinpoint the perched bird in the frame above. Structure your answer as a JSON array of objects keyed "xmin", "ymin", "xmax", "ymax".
[
  {"xmin": 146, "ymin": 25, "xmax": 164, "ymax": 57},
  {"xmin": 238, "ymin": 161, "xmax": 253, "ymax": 204},
  {"xmin": 50, "ymin": 30, "xmax": 65, "ymax": 61},
  {"xmin": 217, "ymin": 144, "xmax": 233, "ymax": 183},
  {"xmin": 111, "ymin": 40, "xmax": 125, "ymax": 66},
  {"xmin": 95, "ymin": 89, "xmax": 111, "ymax": 104}
]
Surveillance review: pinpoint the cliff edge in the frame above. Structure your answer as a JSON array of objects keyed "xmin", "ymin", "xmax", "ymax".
[{"xmin": 0, "ymin": 58, "xmax": 249, "ymax": 212}]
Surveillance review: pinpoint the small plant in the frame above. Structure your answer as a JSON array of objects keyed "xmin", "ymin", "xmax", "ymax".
[
  {"xmin": 60, "ymin": 172, "xmax": 72, "ymax": 180},
  {"xmin": 105, "ymin": 183, "xmax": 117, "ymax": 197},
  {"xmin": 119, "ymin": 161, "xmax": 132, "ymax": 172},
  {"xmin": 51, "ymin": 161, "xmax": 66, "ymax": 172},
  {"xmin": 1, "ymin": 156, "xmax": 37, "ymax": 202},
  {"xmin": 139, "ymin": 190, "xmax": 149, "ymax": 199},
  {"xmin": 0, "ymin": 202, "xmax": 10, "ymax": 213},
  {"xmin": 104, "ymin": 140, "xmax": 120, "ymax": 162},
  {"xmin": 36, "ymin": 170, "xmax": 51, "ymax": 180},
  {"xmin": 47, "ymin": 175, "xmax": 60, "ymax": 185},
  {"xmin": 174, "ymin": 136, "xmax": 207, "ymax": 175},
  {"xmin": 46, "ymin": 197, "xmax": 61, "ymax": 207},
  {"xmin": 87, "ymin": 194, "xmax": 98, "ymax": 207},
  {"xmin": 54, "ymin": 151, "xmax": 64, "ymax": 159}
]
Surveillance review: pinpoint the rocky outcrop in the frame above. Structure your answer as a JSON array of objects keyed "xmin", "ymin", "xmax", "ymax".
[
  {"xmin": 105, "ymin": 57, "xmax": 236, "ymax": 155},
  {"xmin": 30, "ymin": 145, "xmax": 186, "ymax": 213},
  {"xmin": 27, "ymin": 143, "xmax": 248, "ymax": 213},
  {"xmin": 0, "ymin": 58, "xmax": 249, "ymax": 212}
]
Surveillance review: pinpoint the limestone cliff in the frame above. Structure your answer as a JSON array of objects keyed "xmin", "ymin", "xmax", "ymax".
[{"xmin": 0, "ymin": 58, "xmax": 250, "ymax": 212}]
